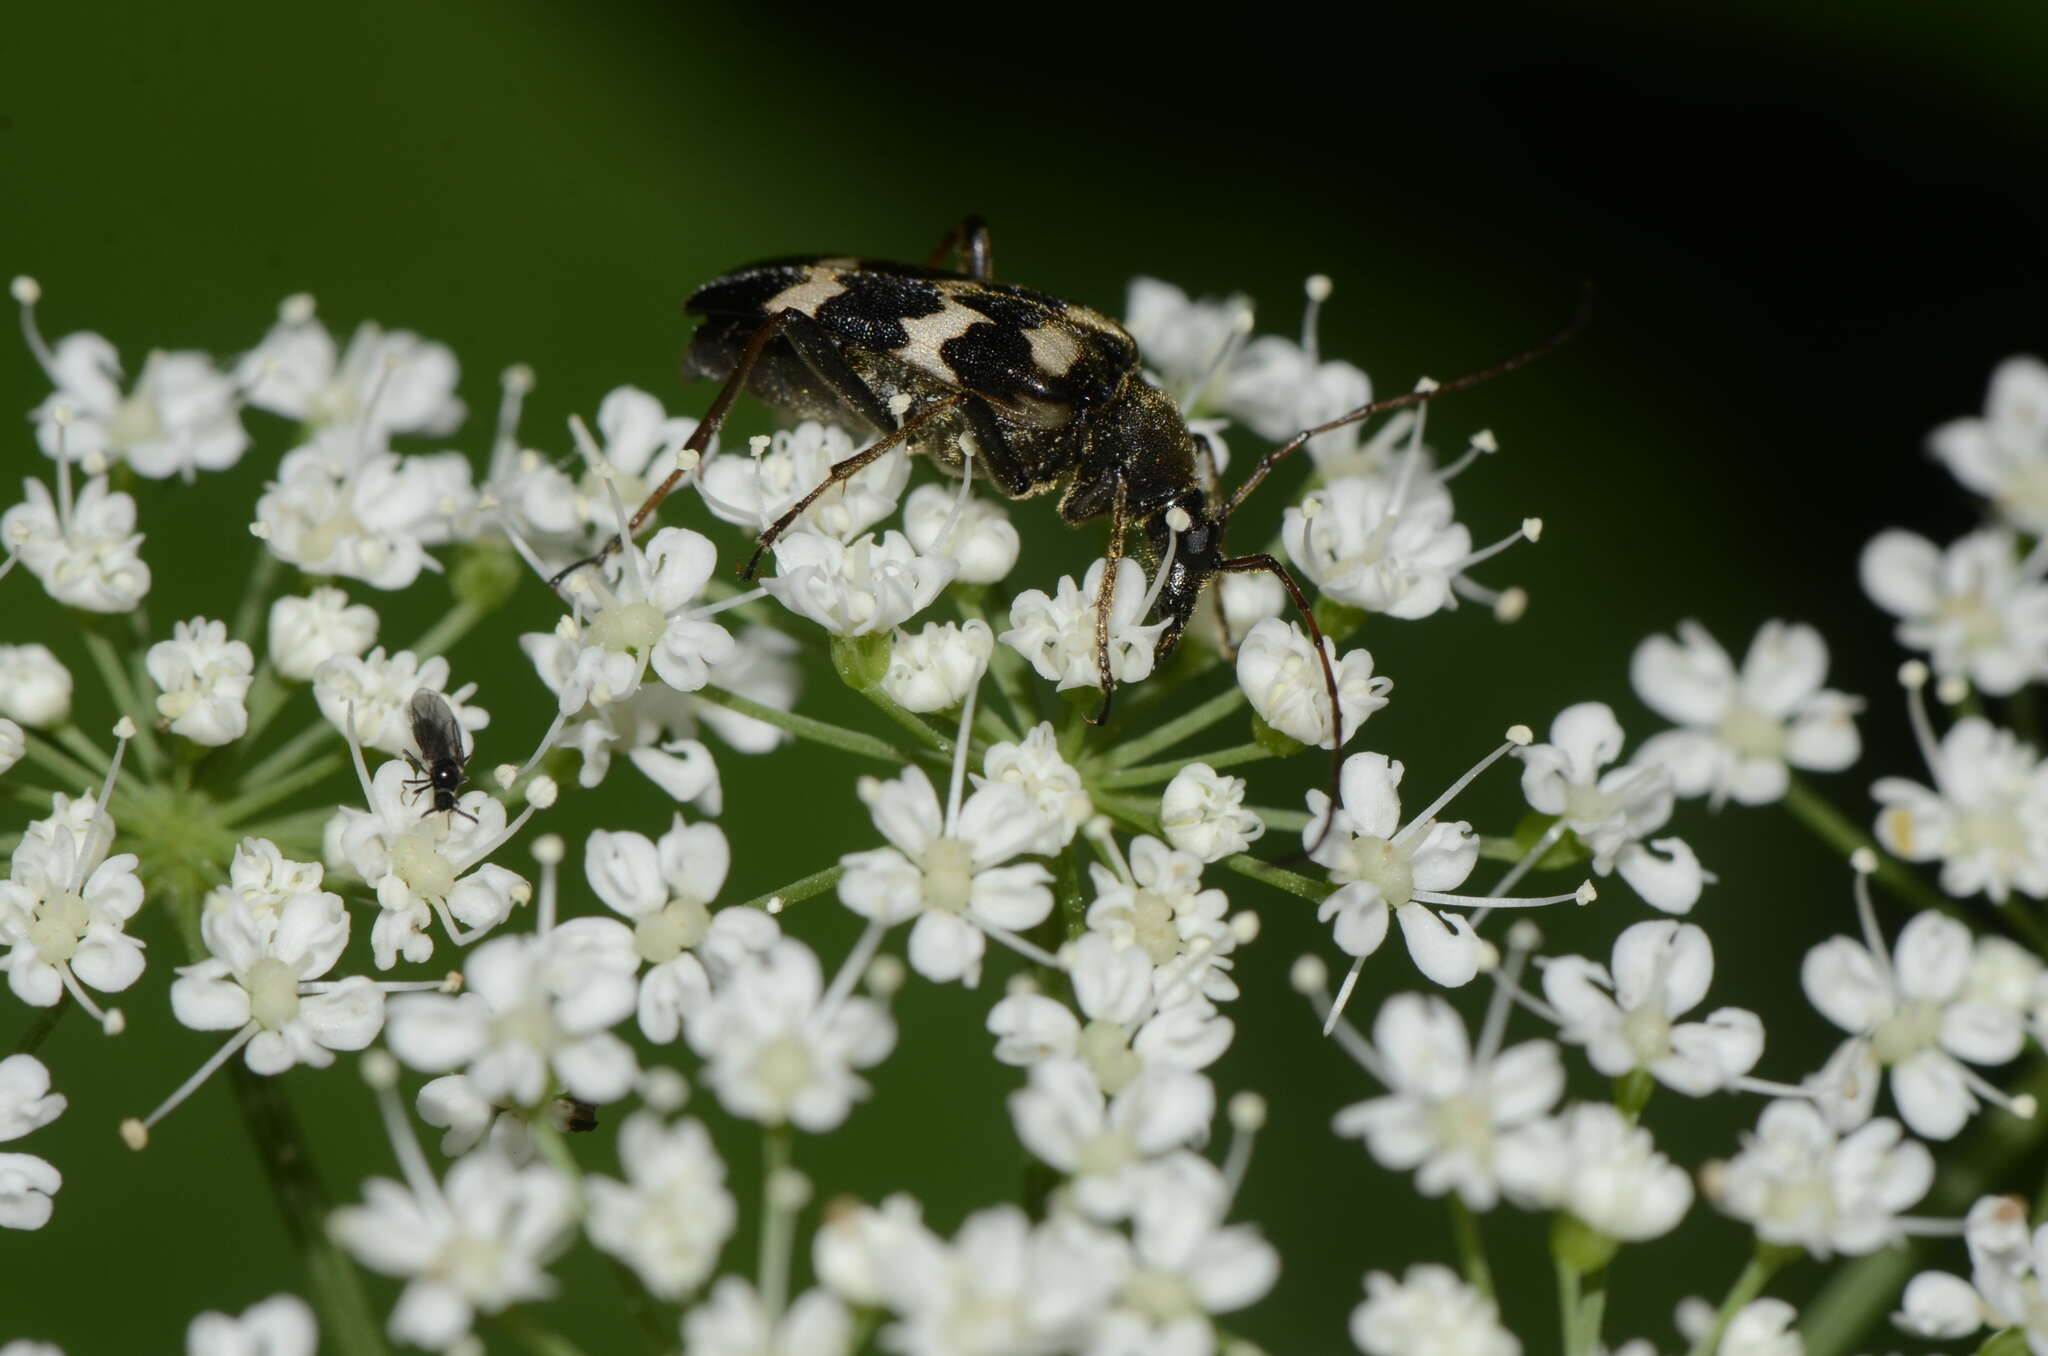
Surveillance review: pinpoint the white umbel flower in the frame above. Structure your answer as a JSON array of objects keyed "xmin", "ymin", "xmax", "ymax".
[
  {"xmin": 1540, "ymin": 920, "xmax": 1763, "ymax": 1095},
  {"xmin": 1158, "ymin": 763, "xmax": 1266, "ymax": 863},
  {"xmin": 147, "ymin": 617, "xmax": 254, "ymax": 746},
  {"xmin": 685, "ymin": 937, "xmax": 895, "ymax": 1132},
  {"xmin": 0, "ymin": 800, "xmax": 143, "ymax": 1011},
  {"xmin": 1631, "ymin": 620, "xmax": 1862, "ymax": 806},
  {"xmin": 1515, "ymin": 702, "xmax": 1705, "ymax": 913},
  {"xmin": 763, "ymin": 529, "xmax": 953, "ymax": 636},
  {"xmin": 254, "ymin": 447, "xmax": 475, "ymax": 590},
  {"xmin": 1235, "ymin": 617, "xmax": 1391, "ymax": 749},
  {"xmin": 1334, "ymin": 992, "xmax": 1563, "ymax": 1211},
  {"xmin": 237, "ymin": 300, "xmax": 464, "ymax": 456},
  {"xmin": 170, "ymin": 893, "xmax": 384, "ymax": 1073},
  {"xmin": 1862, "ymin": 528, "xmax": 2048, "ymax": 695},
  {"xmin": 0, "ymin": 1054, "xmax": 66, "ymax": 1230},
  {"xmin": 1802, "ymin": 899, "xmax": 2025, "ymax": 1140},
  {"xmin": 312, "ymin": 647, "xmax": 486, "ymax": 758},
  {"xmin": 1283, "ymin": 472, "xmax": 1473, "ymax": 620},
  {"xmin": 585, "ymin": 1112, "xmax": 736, "ymax": 1300},
  {"xmin": 331, "ymin": 1148, "xmax": 573, "ymax": 1352},
  {"xmin": 1010, "ymin": 1056, "xmax": 1215, "ymax": 1221},
  {"xmin": 386, "ymin": 919, "xmax": 640, "ymax": 1107},
  {"xmin": 268, "ymin": 588, "xmax": 378, "ymax": 683},
  {"xmin": 1711, "ymin": 1100, "xmax": 1933, "ymax": 1257},
  {"xmin": 2, "ymin": 472, "xmax": 151, "ymax": 612},
  {"xmin": 1927, "ymin": 355, "xmax": 2048, "ymax": 534},
  {"xmin": 1085, "ymin": 835, "xmax": 1239, "ymax": 1004},
  {"xmin": 901, "ymin": 482, "xmax": 1020, "ymax": 584},
  {"xmin": 838, "ymin": 763, "xmax": 1053, "ymax": 987},
  {"xmin": 1350, "ymin": 1264, "xmax": 1519, "ymax": 1356},
  {"xmin": 0, "ymin": 721, "xmax": 21, "ymax": 778},
  {"xmin": 699, "ymin": 420, "xmax": 907, "ymax": 544},
  {"xmin": 1501, "ymin": 1102, "xmax": 1693, "ymax": 1241},
  {"xmin": 977, "ymin": 723, "xmax": 1093, "ymax": 857},
  {"xmin": 0, "ymin": 645, "xmax": 72, "ymax": 727},
  {"xmin": 682, "ymin": 1278, "xmax": 853, "ymax": 1356},
  {"xmin": 184, "ymin": 1294, "xmax": 317, "ymax": 1356},
  {"xmin": 1124, "ymin": 276, "xmax": 1251, "ymax": 410},
  {"xmin": 872, "ymin": 1205, "xmax": 1127, "ymax": 1356},
  {"xmin": 30, "ymin": 332, "xmax": 247, "ymax": 479},
  {"xmin": 1001, "ymin": 556, "xmax": 1169, "ymax": 691},
  {"xmin": 1875, "ymin": 715, "xmax": 2048, "ymax": 904},
  {"xmin": 561, "ymin": 386, "xmax": 701, "ymax": 539},
  {"xmin": 881, "ymin": 619, "xmax": 993, "ymax": 713}
]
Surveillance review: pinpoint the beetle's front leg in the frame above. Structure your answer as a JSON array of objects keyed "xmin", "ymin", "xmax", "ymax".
[{"xmin": 1087, "ymin": 474, "xmax": 1133, "ymax": 726}]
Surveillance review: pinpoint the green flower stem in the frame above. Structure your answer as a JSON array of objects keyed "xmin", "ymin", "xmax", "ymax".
[
  {"xmin": 7, "ymin": 781, "xmax": 66, "ymax": 809},
  {"xmin": 696, "ymin": 686, "xmax": 904, "ymax": 764},
  {"xmin": 1096, "ymin": 685, "xmax": 1246, "ymax": 770},
  {"xmin": 1802, "ymin": 1060, "xmax": 2048, "ymax": 1356},
  {"xmin": 760, "ymin": 1126, "xmax": 795, "ymax": 1319},
  {"xmin": 735, "ymin": 864, "xmax": 845, "ymax": 913},
  {"xmin": 975, "ymin": 704, "xmax": 1020, "ymax": 748},
  {"xmin": 1059, "ymin": 696, "xmax": 1093, "ymax": 763},
  {"xmin": 530, "ymin": 1121, "xmax": 584, "ymax": 1206},
  {"xmin": 954, "ymin": 593, "xmax": 1041, "ymax": 733},
  {"xmin": 15, "ymin": 729, "xmax": 104, "ymax": 797},
  {"xmin": 1246, "ymin": 804, "xmax": 1311, "ymax": 833},
  {"xmin": 2013, "ymin": 686, "xmax": 2041, "ymax": 747},
  {"xmin": 235, "ymin": 807, "xmax": 342, "ymax": 850},
  {"xmin": 51, "ymin": 722, "xmax": 111, "ymax": 774},
  {"xmin": 1780, "ymin": 775, "xmax": 2048, "ymax": 950},
  {"xmin": 1685, "ymin": 1244, "xmax": 1797, "ymax": 1356},
  {"xmin": 1555, "ymin": 1256, "xmax": 1581, "ymax": 1356},
  {"xmin": 408, "ymin": 599, "xmax": 489, "ymax": 660},
  {"xmin": 216, "ymin": 752, "xmax": 347, "ymax": 824},
  {"xmin": 11, "ymin": 998, "xmax": 67, "ymax": 1056},
  {"xmin": 230, "ymin": 550, "xmax": 281, "ymax": 649},
  {"xmin": 858, "ymin": 686, "xmax": 953, "ymax": 756},
  {"xmin": 230, "ymin": 1062, "xmax": 391, "ymax": 1356},
  {"xmin": 1448, "ymin": 1197, "xmax": 1494, "ymax": 1299},
  {"xmin": 81, "ymin": 627, "xmax": 166, "ymax": 777},
  {"xmin": 161, "ymin": 884, "xmax": 388, "ymax": 1354},
  {"xmin": 493, "ymin": 1311, "xmax": 590, "ymax": 1356},
  {"xmin": 1057, "ymin": 847, "xmax": 1087, "ymax": 940},
  {"xmin": 241, "ymin": 719, "xmax": 341, "ymax": 797},
  {"xmin": 238, "ymin": 663, "xmax": 295, "ymax": 752},
  {"xmin": 1092, "ymin": 791, "xmax": 1333, "ymax": 903},
  {"xmin": 1093, "ymin": 741, "xmax": 1271, "ymax": 789}
]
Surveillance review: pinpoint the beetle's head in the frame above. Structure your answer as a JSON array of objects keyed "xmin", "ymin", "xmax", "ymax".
[{"xmin": 1144, "ymin": 487, "xmax": 1224, "ymax": 658}]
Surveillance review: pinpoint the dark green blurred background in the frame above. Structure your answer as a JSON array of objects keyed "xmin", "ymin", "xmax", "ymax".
[{"xmin": 5, "ymin": 2, "xmax": 2048, "ymax": 1352}]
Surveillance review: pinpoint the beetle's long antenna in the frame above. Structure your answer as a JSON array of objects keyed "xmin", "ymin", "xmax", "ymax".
[
  {"xmin": 1225, "ymin": 283, "xmax": 1594, "ymax": 517},
  {"xmin": 1218, "ymin": 553, "xmax": 1345, "ymax": 853}
]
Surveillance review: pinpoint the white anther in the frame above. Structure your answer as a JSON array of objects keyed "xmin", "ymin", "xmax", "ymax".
[
  {"xmin": 1230, "ymin": 911, "xmax": 1261, "ymax": 945},
  {"xmin": 1493, "ymin": 587, "xmax": 1529, "ymax": 623},
  {"xmin": 1305, "ymin": 274, "xmax": 1334, "ymax": 303},
  {"xmin": 1506, "ymin": 724, "xmax": 1533, "ymax": 746},
  {"xmin": 1521, "ymin": 517, "xmax": 1543, "ymax": 542},
  {"xmin": 639, "ymin": 1067, "xmax": 689, "ymax": 1113},
  {"xmin": 279, "ymin": 293, "xmax": 316, "ymax": 325},
  {"xmin": 361, "ymin": 1049, "xmax": 400, "ymax": 1090},
  {"xmin": 101, "ymin": 1008, "xmax": 127, "ymax": 1036},
  {"xmin": 493, "ymin": 763, "xmax": 519, "ymax": 790},
  {"xmin": 865, "ymin": 954, "xmax": 907, "ymax": 998},
  {"xmin": 531, "ymin": 834, "xmax": 564, "ymax": 866},
  {"xmin": 769, "ymin": 1167, "xmax": 813, "ymax": 1211},
  {"xmin": 526, "ymin": 775, "xmax": 559, "ymax": 809},
  {"xmin": 1228, "ymin": 1091, "xmax": 1268, "ymax": 1132},
  {"xmin": 439, "ymin": 971, "xmax": 465, "ymax": 994},
  {"xmin": 1413, "ymin": 376, "xmax": 1441, "ymax": 394},
  {"xmin": 113, "ymin": 716, "xmax": 137, "ymax": 739},
  {"xmin": 1005, "ymin": 972, "xmax": 1039, "ymax": 998},
  {"xmin": 249, "ymin": 521, "xmax": 273, "ymax": 540},
  {"xmin": 81, "ymin": 452, "xmax": 108, "ymax": 476},
  {"xmin": 1165, "ymin": 505, "xmax": 1193, "ymax": 533},
  {"xmin": 502, "ymin": 363, "xmax": 535, "ymax": 394},
  {"xmin": 1508, "ymin": 920, "xmax": 1543, "ymax": 951},
  {"xmin": 766, "ymin": 896, "xmax": 785, "ymax": 915},
  {"xmin": 1471, "ymin": 429, "xmax": 1499, "ymax": 453},
  {"xmin": 2016, "ymin": 1094, "xmax": 2039, "ymax": 1120},
  {"xmin": 1574, "ymin": 881, "xmax": 1597, "ymax": 906},
  {"xmin": 1898, "ymin": 660, "xmax": 1929, "ymax": 690},
  {"xmin": 1936, "ymin": 675, "xmax": 1970, "ymax": 706},
  {"xmin": 119, "ymin": 1118, "xmax": 148, "ymax": 1150},
  {"xmin": 1289, "ymin": 954, "xmax": 1328, "ymax": 994},
  {"xmin": 11, "ymin": 276, "xmax": 42, "ymax": 305},
  {"xmin": 1851, "ymin": 847, "xmax": 1878, "ymax": 875},
  {"xmin": 749, "ymin": 434, "xmax": 771, "ymax": 456}
]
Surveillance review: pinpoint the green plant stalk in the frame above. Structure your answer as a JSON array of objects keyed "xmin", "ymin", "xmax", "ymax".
[
  {"xmin": 81, "ymin": 626, "xmax": 166, "ymax": 777},
  {"xmin": 858, "ymin": 685, "xmax": 953, "ymax": 756},
  {"xmin": 493, "ymin": 1310, "xmax": 591, "ymax": 1356},
  {"xmin": 241, "ymin": 717, "xmax": 341, "ymax": 794},
  {"xmin": 1247, "ymin": 804, "xmax": 1312, "ymax": 832},
  {"xmin": 1555, "ymin": 1257, "xmax": 1581, "ymax": 1356},
  {"xmin": 51, "ymin": 722, "xmax": 112, "ymax": 774},
  {"xmin": 1091, "ymin": 791, "xmax": 1332, "ymax": 902},
  {"xmin": 735, "ymin": 864, "xmax": 846, "ymax": 913},
  {"xmin": 168, "ymin": 885, "xmax": 388, "ymax": 1355},
  {"xmin": 10, "ymin": 998, "xmax": 68, "ymax": 1056},
  {"xmin": 229, "ymin": 549, "xmax": 282, "ymax": 649},
  {"xmin": 238, "ymin": 663, "xmax": 296, "ymax": 752},
  {"xmin": 1686, "ymin": 1245, "xmax": 1795, "ymax": 1356},
  {"xmin": 1449, "ymin": 1197, "xmax": 1494, "ymax": 1299},
  {"xmin": 19, "ymin": 727, "xmax": 110, "ymax": 796},
  {"xmin": 696, "ymin": 686, "xmax": 905, "ymax": 764},
  {"xmin": 1094, "ymin": 741, "xmax": 1271, "ymax": 789},
  {"xmin": 409, "ymin": 599, "xmax": 489, "ymax": 660},
  {"xmin": 1097, "ymin": 685, "xmax": 1246, "ymax": 770},
  {"xmin": 216, "ymin": 751, "xmax": 347, "ymax": 823}
]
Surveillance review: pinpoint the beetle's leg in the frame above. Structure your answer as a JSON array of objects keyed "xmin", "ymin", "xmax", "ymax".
[
  {"xmin": 924, "ymin": 215, "xmax": 994, "ymax": 280},
  {"xmin": 1086, "ymin": 473, "xmax": 1133, "ymax": 726},
  {"xmin": 1220, "ymin": 552, "xmax": 1345, "ymax": 852},
  {"xmin": 1190, "ymin": 429, "xmax": 1238, "ymax": 660},
  {"xmin": 549, "ymin": 308, "xmax": 805, "ymax": 591},
  {"xmin": 1223, "ymin": 286, "xmax": 1594, "ymax": 518},
  {"xmin": 741, "ymin": 394, "xmax": 967, "ymax": 580}
]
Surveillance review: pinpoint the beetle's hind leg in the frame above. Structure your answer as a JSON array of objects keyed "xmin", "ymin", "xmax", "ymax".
[
  {"xmin": 740, "ymin": 394, "xmax": 968, "ymax": 580},
  {"xmin": 924, "ymin": 216, "xmax": 994, "ymax": 280}
]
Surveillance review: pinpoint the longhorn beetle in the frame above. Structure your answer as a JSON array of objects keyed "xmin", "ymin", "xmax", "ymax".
[{"xmin": 555, "ymin": 219, "xmax": 1587, "ymax": 841}]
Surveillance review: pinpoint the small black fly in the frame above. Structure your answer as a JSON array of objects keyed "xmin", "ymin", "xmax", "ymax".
[{"xmin": 402, "ymin": 689, "xmax": 476, "ymax": 824}]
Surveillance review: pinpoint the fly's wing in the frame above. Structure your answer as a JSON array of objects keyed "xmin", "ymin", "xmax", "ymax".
[{"xmin": 407, "ymin": 689, "xmax": 469, "ymax": 766}]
